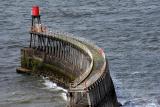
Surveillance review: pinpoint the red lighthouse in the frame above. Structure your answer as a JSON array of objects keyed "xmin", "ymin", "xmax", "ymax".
[
  {"xmin": 31, "ymin": 6, "xmax": 41, "ymax": 26},
  {"xmin": 32, "ymin": 6, "xmax": 40, "ymax": 17},
  {"xmin": 30, "ymin": 6, "xmax": 41, "ymax": 48}
]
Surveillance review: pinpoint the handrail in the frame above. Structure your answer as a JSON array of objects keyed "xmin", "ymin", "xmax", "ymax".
[
  {"xmin": 30, "ymin": 29, "xmax": 107, "ymax": 91},
  {"xmin": 30, "ymin": 31, "xmax": 94, "ymax": 88}
]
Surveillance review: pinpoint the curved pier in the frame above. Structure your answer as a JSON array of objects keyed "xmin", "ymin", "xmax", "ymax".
[{"xmin": 17, "ymin": 6, "xmax": 120, "ymax": 107}]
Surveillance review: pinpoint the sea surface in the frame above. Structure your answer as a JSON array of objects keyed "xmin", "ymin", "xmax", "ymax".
[{"xmin": 0, "ymin": 0, "xmax": 160, "ymax": 107}]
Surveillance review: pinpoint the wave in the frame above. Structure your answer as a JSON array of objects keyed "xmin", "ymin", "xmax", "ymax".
[{"xmin": 42, "ymin": 77, "xmax": 68, "ymax": 101}]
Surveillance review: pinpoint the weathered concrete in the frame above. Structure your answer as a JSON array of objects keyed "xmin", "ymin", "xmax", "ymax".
[
  {"xmin": 17, "ymin": 31, "xmax": 120, "ymax": 107},
  {"xmin": 17, "ymin": 12, "xmax": 120, "ymax": 107}
]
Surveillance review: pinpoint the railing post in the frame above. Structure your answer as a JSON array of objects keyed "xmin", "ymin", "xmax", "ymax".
[
  {"xmin": 30, "ymin": 34, "xmax": 32, "ymax": 48},
  {"xmin": 87, "ymin": 91, "xmax": 92, "ymax": 107}
]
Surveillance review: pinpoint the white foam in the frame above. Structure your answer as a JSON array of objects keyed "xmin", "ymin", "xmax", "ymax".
[
  {"xmin": 43, "ymin": 79, "xmax": 57, "ymax": 89},
  {"xmin": 131, "ymin": 71, "xmax": 140, "ymax": 75},
  {"xmin": 145, "ymin": 103, "xmax": 158, "ymax": 107},
  {"xmin": 55, "ymin": 86, "xmax": 68, "ymax": 93},
  {"xmin": 42, "ymin": 77, "xmax": 68, "ymax": 101},
  {"xmin": 43, "ymin": 77, "xmax": 67, "ymax": 92},
  {"xmin": 43, "ymin": 77, "xmax": 68, "ymax": 101},
  {"xmin": 61, "ymin": 93, "xmax": 67, "ymax": 101}
]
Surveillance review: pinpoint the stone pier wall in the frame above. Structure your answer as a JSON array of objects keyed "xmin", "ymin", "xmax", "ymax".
[{"xmin": 17, "ymin": 31, "xmax": 120, "ymax": 107}]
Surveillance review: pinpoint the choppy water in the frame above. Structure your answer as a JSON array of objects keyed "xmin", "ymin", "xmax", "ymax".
[{"xmin": 0, "ymin": 0, "xmax": 160, "ymax": 107}]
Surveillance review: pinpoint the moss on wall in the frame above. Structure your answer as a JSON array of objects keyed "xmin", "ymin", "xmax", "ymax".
[{"xmin": 21, "ymin": 50, "xmax": 76, "ymax": 88}]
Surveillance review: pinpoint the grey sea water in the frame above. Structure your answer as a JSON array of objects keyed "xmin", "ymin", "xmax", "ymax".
[{"xmin": 0, "ymin": 0, "xmax": 160, "ymax": 107}]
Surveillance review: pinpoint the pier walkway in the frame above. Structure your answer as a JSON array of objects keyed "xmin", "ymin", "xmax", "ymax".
[{"xmin": 17, "ymin": 6, "xmax": 119, "ymax": 107}]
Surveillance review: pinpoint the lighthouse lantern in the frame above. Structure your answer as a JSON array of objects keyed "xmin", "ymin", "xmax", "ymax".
[{"xmin": 32, "ymin": 6, "xmax": 40, "ymax": 16}]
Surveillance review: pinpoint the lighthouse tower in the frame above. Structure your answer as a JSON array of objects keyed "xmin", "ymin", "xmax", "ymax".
[
  {"xmin": 31, "ymin": 6, "xmax": 41, "ymax": 26},
  {"xmin": 30, "ymin": 6, "xmax": 42, "ymax": 48}
]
